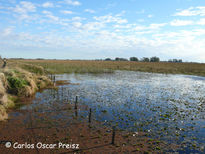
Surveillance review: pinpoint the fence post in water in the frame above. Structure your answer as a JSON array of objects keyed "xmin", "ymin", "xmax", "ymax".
[
  {"xmin": 67, "ymin": 90, "xmax": 69, "ymax": 102},
  {"xmin": 75, "ymin": 96, "xmax": 78, "ymax": 109},
  {"xmin": 57, "ymin": 88, "xmax": 59, "ymax": 101},
  {"xmin": 111, "ymin": 126, "xmax": 116, "ymax": 145},
  {"xmin": 89, "ymin": 108, "xmax": 92, "ymax": 123},
  {"xmin": 61, "ymin": 87, "xmax": 64, "ymax": 101},
  {"xmin": 53, "ymin": 75, "xmax": 56, "ymax": 86}
]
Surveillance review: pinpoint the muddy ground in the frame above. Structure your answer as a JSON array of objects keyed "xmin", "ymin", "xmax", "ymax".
[{"xmin": 0, "ymin": 98, "xmax": 178, "ymax": 154}]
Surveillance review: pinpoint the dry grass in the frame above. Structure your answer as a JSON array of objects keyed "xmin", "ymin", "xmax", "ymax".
[
  {"xmin": 0, "ymin": 61, "xmax": 52, "ymax": 121},
  {"xmin": 13, "ymin": 59, "xmax": 205, "ymax": 77},
  {"xmin": 0, "ymin": 59, "xmax": 204, "ymax": 120}
]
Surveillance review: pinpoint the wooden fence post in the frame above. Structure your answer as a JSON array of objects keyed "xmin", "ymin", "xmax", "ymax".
[
  {"xmin": 111, "ymin": 126, "xmax": 116, "ymax": 145},
  {"xmin": 89, "ymin": 108, "xmax": 92, "ymax": 123},
  {"xmin": 75, "ymin": 96, "xmax": 78, "ymax": 109}
]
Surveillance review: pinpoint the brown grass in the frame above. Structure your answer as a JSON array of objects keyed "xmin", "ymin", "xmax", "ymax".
[
  {"xmin": 0, "ymin": 61, "xmax": 52, "ymax": 121},
  {"xmin": 12, "ymin": 59, "xmax": 205, "ymax": 77}
]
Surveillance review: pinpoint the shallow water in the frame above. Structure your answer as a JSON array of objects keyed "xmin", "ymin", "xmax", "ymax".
[{"xmin": 22, "ymin": 71, "xmax": 205, "ymax": 152}]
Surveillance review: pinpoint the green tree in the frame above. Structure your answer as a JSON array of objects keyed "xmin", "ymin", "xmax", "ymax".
[
  {"xmin": 105, "ymin": 58, "xmax": 112, "ymax": 61},
  {"xmin": 130, "ymin": 57, "xmax": 139, "ymax": 61},
  {"xmin": 150, "ymin": 56, "xmax": 160, "ymax": 62},
  {"xmin": 141, "ymin": 57, "xmax": 150, "ymax": 62}
]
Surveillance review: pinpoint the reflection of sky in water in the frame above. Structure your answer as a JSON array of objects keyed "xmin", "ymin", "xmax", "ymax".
[
  {"xmin": 24, "ymin": 71, "xmax": 205, "ymax": 152},
  {"xmin": 55, "ymin": 71, "xmax": 205, "ymax": 152}
]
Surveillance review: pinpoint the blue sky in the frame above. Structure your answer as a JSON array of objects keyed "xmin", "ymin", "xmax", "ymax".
[{"xmin": 0, "ymin": 0, "xmax": 205, "ymax": 62}]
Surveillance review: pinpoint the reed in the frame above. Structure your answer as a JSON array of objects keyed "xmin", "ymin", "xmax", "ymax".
[{"xmin": 13, "ymin": 59, "xmax": 205, "ymax": 77}]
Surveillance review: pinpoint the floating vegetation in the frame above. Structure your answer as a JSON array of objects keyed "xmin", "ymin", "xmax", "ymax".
[
  {"xmin": 17, "ymin": 70, "xmax": 205, "ymax": 153},
  {"xmin": 51, "ymin": 71, "xmax": 205, "ymax": 153}
]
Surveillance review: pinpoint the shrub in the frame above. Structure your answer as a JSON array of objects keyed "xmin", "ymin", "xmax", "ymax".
[
  {"xmin": 7, "ymin": 76, "xmax": 28, "ymax": 95},
  {"xmin": 130, "ymin": 57, "xmax": 139, "ymax": 61},
  {"xmin": 141, "ymin": 57, "xmax": 150, "ymax": 62},
  {"xmin": 150, "ymin": 56, "xmax": 160, "ymax": 62}
]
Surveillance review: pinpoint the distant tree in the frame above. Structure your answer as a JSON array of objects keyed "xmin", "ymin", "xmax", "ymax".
[
  {"xmin": 105, "ymin": 58, "xmax": 112, "ymax": 61},
  {"xmin": 168, "ymin": 59, "xmax": 183, "ymax": 63},
  {"xmin": 115, "ymin": 57, "xmax": 128, "ymax": 61},
  {"xmin": 141, "ymin": 57, "xmax": 150, "ymax": 62},
  {"xmin": 173, "ymin": 59, "xmax": 178, "ymax": 63},
  {"xmin": 150, "ymin": 56, "xmax": 160, "ymax": 62},
  {"xmin": 130, "ymin": 57, "xmax": 139, "ymax": 62},
  {"xmin": 36, "ymin": 58, "xmax": 44, "ymax": 60},
  {"xmin": 120, "ymin": 58, "xmax": 128, "ymax": 61},
  {"xmin": 178, "ymin": 59, "xmax": 183, "ymax": 63}
]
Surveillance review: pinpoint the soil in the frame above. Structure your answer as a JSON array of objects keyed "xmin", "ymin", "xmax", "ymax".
[{"xmin": 0, "ymin": 90, "xmax": 178, "ymax": 154}]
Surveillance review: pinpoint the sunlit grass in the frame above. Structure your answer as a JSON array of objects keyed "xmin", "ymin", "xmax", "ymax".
[{"xmin": 10, "ymin": 59, "xmax": 205, "ymax": 76}]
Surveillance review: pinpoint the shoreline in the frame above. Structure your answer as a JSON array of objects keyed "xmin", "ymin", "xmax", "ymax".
[
  {"xmin": 0, "ymin": 86, "xmax": 179, "ymax": 153},
  {"xmin": 0, "ymin": 62, "xmax": 53, "ymax": 121},
  {"xmin": 0, "ymin": 61, "xmax": 204, "ymax": 153}
]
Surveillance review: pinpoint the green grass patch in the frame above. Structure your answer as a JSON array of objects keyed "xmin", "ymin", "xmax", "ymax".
[{"xmin": 7, "ymin": 76, "xmax": 29, "ymax": 95}]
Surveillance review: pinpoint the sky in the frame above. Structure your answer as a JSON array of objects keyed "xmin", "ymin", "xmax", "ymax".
[{"xmin": 0, "ymin": 0, "xmax": 205, "ymax": 62}]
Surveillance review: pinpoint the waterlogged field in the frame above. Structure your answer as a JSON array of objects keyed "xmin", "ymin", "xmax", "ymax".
[
  {"xmin": 19, "ymin": 70, "xmax": 205, "ymax": 152},
  {"xmin": 52, "ymin": 71, "xmax": 205, "ymax": 152}
]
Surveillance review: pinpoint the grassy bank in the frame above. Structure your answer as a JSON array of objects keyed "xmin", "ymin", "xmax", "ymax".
[
  {"xmin": 0, "ymin": 61, "xmax": 52, "ymax": 120},
  {"xmin": 1, "ymin": 59, "xmax": 205, "ymax": 119},
  {"xmin": 15, "ymin": 59, "xmax": 205, "ymax": 77}
]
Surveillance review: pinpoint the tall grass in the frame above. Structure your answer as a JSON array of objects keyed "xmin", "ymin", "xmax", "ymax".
[{"xmin": 15, "ymin": 59, "xmax": 205, "ymax": 77}]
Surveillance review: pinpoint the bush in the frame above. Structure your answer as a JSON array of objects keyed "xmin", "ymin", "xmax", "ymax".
[
  {"xmin": 7, "ymin": 76, "xmax": 28, "ymax": 95},
  {"xmin": 150, "ymin": 56, "xmax": 160, "ymax": 62},
  {"xmin": 130, "ymin": 57, "xmax": 139, "ymax": 61},
  {"xmin": 115, "ymin": 57, "xmax": 128, "ymax": 61},
  {"xmin": 141, "ymin": 57, "xmax": 150, "ymax": 62},
  {"xmin": 105, "ymin": 58, "xmax": 112, "ymax": 61}
]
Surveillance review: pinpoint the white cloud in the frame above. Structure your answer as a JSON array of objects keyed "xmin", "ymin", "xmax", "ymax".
[
  {"xmin": 174, "ymin": 6, "xmax": 205, "ymax": 16},
  {"xmin": 2, "ymin": 24, "xmax": 205, "ymax": 62},
  {"xmin": 2, "ymin": 27, "xmax": 14, "ymax": 36},
  {"xmin": 9, "ymin": 1, "xmax": 36, "ymax": 21},
  {"xmin": 134, "ymin": 23, "xmax": 166, "ymax": 31},
  {"xmin": 170, "ymin": 19, "xmax": 193, "ymax": 26},
  {"xmin": 61, "ymin": 10, "xmax": 74, "ymax": 14},
  {"xmin": 13, "ymin": 1, "xmax": 36, "ymax": 14},
  {"xmin": 72, "ymin": 22, "xmax": 82, "ymax": 28},
  {"xmin": 63, "ymin": 0, "xmax": 81, "ymax": 6},
  {"xmin": 84, "ymin": 9, "xmax": 95, "ymax": 13},
  {"xmin": 149, "ymin": 23, "xmax": 166, "ymax": 29},
  {"xmin": 72, "ymin": 16, "xmax": 85, "ymax": 21},
  {"xmin": 114, "ymin": 24, "xmax": 135, "ymax": 29},
  {"xmin": 82, "ymin": 22, "xmax": 105, "ymax": 31},
  {"xmin": 116, "ymin": 11, "xmax": 126, "ymax": 17},
  {"xmin": 148, "ymin": 14, "xmax": 153, "ymax": 18},
  {"xmin": 94, "ymin": 14, "xmax": 128, "ymax": 24},
  {"xmin": 42, "ymin": 2, "xmax": 54, "ymax": 8},
  {"xmin": 42, "ymin": 10, "xmax": 59, "ymax": 21},
  {"xmin": 197, "ymin": 18, "xmax": 205, "ymax": 25}
]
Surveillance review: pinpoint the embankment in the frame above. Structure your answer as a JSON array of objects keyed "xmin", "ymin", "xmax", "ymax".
[{"xmin": 0, "ymin": 62, "xmax": 52, "ymax": 120}]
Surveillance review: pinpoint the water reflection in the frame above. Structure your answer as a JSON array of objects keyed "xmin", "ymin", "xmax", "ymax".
[{"xmin": 24, "ymin": 71, "xmax": 205, "ymax": 152}]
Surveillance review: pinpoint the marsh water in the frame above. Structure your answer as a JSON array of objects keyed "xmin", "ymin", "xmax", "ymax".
[{"xmin": 21, "ymin": 71, "xmax": 205, "ymax": 152}]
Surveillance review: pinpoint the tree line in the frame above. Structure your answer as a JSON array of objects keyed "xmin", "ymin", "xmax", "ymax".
[{"xmin": 105, "ymin": 57, "xmax": 183, "ymax": 63}]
